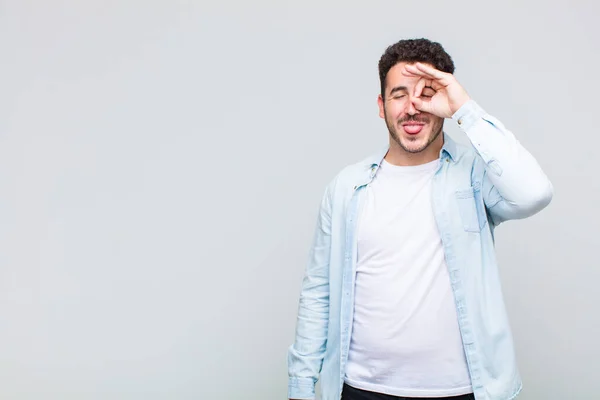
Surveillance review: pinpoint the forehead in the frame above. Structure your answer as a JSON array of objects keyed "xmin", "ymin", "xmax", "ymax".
[{"xmin": 385, "ymin": 61, "xmax": 430, "ymax": 91}]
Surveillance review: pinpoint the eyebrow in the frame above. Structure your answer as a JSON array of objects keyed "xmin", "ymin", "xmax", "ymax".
[{"xmin": 389, "ymin": 86, "xmax": 408, "ymax": 96}]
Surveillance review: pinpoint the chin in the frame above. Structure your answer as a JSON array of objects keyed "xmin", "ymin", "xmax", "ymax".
[
  {"xmin": 402, "ymin": 134, "xmax": 428, "ymax": 145},
  {"xmin": 403, "ymin": 144, "xmax": 429, "ymax": 154},
  {"xmin": 398, "ymin": 135, "xmax": 432, "ymax": 153}
]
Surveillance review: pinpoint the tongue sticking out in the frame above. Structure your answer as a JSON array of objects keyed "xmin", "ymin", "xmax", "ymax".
[{"xmin": 403, "ymin": 124, "xmax": 424, "ymax": 135}]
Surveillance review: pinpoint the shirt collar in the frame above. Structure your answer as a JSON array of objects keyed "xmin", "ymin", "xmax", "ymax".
[{"xmin": 357, "ymin": 133, "xmax": 459, "ymax": 188}]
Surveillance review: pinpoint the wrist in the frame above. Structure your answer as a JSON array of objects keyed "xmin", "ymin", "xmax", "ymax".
[
  {"xmin": 450, "ymin": 95, "xmax": 471, "ymax": 115},
  {"xmin": 451, "ymin": 99, "xmax": 485, "ymax": 132}
]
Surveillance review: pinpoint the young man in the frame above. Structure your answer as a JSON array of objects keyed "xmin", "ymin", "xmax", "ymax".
[{"xmin": 287, "ymin": 38, "xmax": 553, "ymax": 400}]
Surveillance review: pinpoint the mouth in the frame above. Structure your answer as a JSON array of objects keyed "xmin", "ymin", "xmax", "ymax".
[{"xmin": 401, "ymin": 123, "xmax": 425, "ymax": 135}]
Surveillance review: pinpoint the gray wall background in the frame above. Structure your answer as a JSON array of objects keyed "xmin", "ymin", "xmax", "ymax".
[{"xmin": 0, "ymin": 1, "xmax": 597, "ymax": 399}]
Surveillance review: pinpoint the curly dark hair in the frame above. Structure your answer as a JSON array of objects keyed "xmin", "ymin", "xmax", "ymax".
[{"xmin": 378, "ymin": 38, "xmax": 455, "ymax": 99}]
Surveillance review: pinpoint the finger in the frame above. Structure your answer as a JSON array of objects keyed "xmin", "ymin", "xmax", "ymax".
[
  {"xmin": 412, "ymin": 97, "xmax": 434, "ymax": 114},
  {"xmin": 415, "ymin": 63, "xmax": 452, "ymax": 85},
  {"xmin": 429, "ymin": 79, "xmax": 445, "ymax": 91},
  {"xmin": 414, "ymin": 63, "xmax": 446, "ymax": 78},
  {"xmin": 405, "ymin": 63, "xmax": 451, "ymax": 87},
  {"xmin": 401, "ymin": 66, "xmax": 421, "ymax": 77},
  {"xmin": 404, "ymin": 64, "xmax": 434, "ymax": 79},
  {"xmin": 414, "ymin": 77, "xmax": 426, "ymax": 98},
  {"xmin": 406, "ymin": 68, "xmax": 444, "ymax": 90}
]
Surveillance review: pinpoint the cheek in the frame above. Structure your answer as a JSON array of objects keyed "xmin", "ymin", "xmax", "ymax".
[
  {"xmin": 385, "ymin": 102, "xmax": 405, "ymax": 119},
  {"xmin": 432, "ymin": 117, "xmax": 444, "ymax": 128}
]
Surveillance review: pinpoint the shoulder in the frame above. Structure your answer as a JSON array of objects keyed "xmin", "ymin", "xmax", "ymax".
[
  {"xmin": 327, "ymin": 148, "xmax": 385, "ymax": 194},
  {"xmin": 446, "ymin": 136, "xmax": 488, "ymax": 183}
]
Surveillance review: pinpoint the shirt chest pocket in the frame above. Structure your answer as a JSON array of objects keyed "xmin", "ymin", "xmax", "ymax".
[{"xmin": 455, "ymin": 182, "xmax": 488, "ymax": 233}]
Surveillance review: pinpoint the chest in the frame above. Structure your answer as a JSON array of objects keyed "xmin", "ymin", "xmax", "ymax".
[{"xmin": 357, "ymin": 172, "xmax": 440, "ymax": 254}]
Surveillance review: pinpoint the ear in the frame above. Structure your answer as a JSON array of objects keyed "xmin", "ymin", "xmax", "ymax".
[{"xmin": 377, "ymin": 94, "xmax": 385, "ymax": 119}]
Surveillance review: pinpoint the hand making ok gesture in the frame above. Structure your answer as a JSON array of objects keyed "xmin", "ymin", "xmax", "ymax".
[{"xmin": 402, "ymin": 62, "xmax": 472, "ymax": 118}]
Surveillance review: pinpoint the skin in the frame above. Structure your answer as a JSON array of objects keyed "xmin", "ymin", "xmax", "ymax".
[{"xmin": 378, "ymin": 62, "xmax": 471, "ymax": 166}]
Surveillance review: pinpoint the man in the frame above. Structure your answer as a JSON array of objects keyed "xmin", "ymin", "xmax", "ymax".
[{"xmin": 287, "ymin": 38, "xmax": 553, "ymax": 400}]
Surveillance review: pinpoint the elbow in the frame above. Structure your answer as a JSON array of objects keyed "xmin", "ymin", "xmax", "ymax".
[
  {"xmin": 516, "ymin": 178, "xmax": 554, "ymax": 218},
  {"xmin": 539, "ymin": 179, "xmax": 554, "ymax": 208}
]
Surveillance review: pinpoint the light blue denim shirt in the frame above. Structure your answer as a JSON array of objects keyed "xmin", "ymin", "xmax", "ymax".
[{"xmin": 287, "ymin": 100, "xmax": 553, "ymax": 400}]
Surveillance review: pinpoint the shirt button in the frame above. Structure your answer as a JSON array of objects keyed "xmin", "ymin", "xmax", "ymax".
[{"xmin": 458, "ymin": 118, "xmax": 463, "ymax": 125}]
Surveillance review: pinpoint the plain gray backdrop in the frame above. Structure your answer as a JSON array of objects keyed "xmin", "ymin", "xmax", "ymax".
[{"xmin": 0, "ymin": 1, "xmax": 598, "ymax": 399}]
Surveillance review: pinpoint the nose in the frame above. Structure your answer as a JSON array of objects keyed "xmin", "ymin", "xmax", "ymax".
[{"xmin": 405, "ymin": 96, "xmax": 419, "ymax": 115}]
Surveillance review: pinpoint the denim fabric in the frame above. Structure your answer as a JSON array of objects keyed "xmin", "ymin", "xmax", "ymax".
[{"xmin": 288, "ymin": 100, "xmax": 553, "ymax": 400}]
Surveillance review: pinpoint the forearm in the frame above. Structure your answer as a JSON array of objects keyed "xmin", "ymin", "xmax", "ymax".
[
  {"xmin": 452, "ymin": 100, "xmax": 553, "ymax": 218},
  {"xmin": 288, "ymin": 185, "xmax": 333, "ymax": 400},
  {"xmin": 287, "ymin": 261, "xmax": 330, "ymax": 399},
  {"xmin": 287, "ymin": 288, "xmax": 329, "ymax": 399}
]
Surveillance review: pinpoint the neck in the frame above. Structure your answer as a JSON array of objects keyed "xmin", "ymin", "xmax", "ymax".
[{"xmin": 385, "ymin": 133, "xmax": 444, "ymax": 166}]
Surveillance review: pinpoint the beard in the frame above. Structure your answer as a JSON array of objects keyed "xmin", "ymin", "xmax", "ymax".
[{"xmin": 384, "ymin": 109, "xmax": 444, "ymax": 154}]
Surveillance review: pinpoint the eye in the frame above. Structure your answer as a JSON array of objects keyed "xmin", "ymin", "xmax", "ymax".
[
  {"xmin": 421, "ymin": 87, "xmax": 436, "ymax": 98},
  {"xmin": 393, "ymin": 94, "xmax": 406, "ymax": 100}
]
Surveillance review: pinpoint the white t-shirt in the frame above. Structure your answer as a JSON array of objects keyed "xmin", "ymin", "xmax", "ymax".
[{"xmin": 344, "ymin": 158, "xmax": 472, "ymax": 397}]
